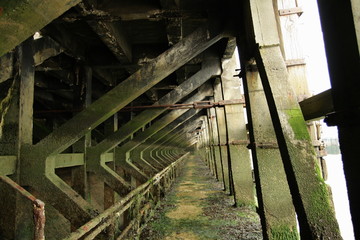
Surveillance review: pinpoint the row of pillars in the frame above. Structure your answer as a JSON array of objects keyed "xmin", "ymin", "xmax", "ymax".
[
  {"xmin": 195, "ymin": 47, "xmax": 342, "ymax": 239},
  {"xmin": 198, "ymin": 0, "xmax": 360, "ymax": 238},
  {"xmin": 0, "ymin": 28, "xmax": 223, "ymax": 239}
]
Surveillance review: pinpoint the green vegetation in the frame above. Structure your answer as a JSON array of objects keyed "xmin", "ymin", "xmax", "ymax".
[
  {"xmin": 285, "ymin": 109, "xmax": 311, "ymax": 141},
  {"xmin": 270, "ymin": 225, "xmax": 299, "ymax": 240}
]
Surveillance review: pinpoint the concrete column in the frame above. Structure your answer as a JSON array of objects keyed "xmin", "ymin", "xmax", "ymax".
[
  {"xmin": 0, "ymin": 38, "xmax": 35, "ymax": 239},
  {"xmin": 214, "ymin": 78, "xmax": 232, "ymax": 194},
  {"xmin": 245, "ymin": 65, "xmax": 298, "ymax": 239},
  {"xmin": 221, "ymin": 52, "xmax": 254, "ymax": 207},
  {"xmin": 242, "ymin": 0, "xmax": 341, "ymax": 238},
  {"xmin": 208, "ymin": 106, "xmax": 224, "ymax": 182}
]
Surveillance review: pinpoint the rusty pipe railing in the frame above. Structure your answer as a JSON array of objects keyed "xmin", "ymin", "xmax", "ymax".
[
  {"xmin": 0, "ymin": 176, "xmax": 45, "ymax": 240},
  {"xmin": 63, "ymin": 152, "xmax": 189, "ymax": 240}
]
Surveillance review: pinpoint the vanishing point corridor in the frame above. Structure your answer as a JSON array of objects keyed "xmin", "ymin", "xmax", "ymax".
[
  {"xmin": 141, "ymin": 155, "xmax": 262, "ymax": 240},
  {"xmin": 0, "ymin": 0, "xmax": 359, "ymax": 239}
]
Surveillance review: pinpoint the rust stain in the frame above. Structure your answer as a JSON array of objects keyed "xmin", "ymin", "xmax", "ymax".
[{"xmin": 0, "ymin": 7, "xmax": 3, "ymax": 16}]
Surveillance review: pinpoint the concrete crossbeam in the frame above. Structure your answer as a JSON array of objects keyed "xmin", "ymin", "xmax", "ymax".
[{"xmin": 0, "ymin": 0, "xmax": 82, "ymax": 57}]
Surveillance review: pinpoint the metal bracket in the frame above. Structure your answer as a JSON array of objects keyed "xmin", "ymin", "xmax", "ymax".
[
  {"xmin": 247, "ymin": 142, "xmax": 279, "ymax": 149},
  {"xmin": 229, "ymin": 140, "xmax": 250, "ymax": 146}
]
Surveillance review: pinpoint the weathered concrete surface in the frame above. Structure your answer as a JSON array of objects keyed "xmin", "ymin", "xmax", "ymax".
[
  {"xmin": 213, "ymin": 78, "xmax": 231, "ymax": 194},
  {"xmin": 221, "ymin": 52, "xmax": 254, "ymax": 207},
  {"xmin": 0, "ymin": 0, "xmax": 82, "ymax": 57},
  {"xmin": 243, "ymin": 0, "xmax": 341, "ymax": 238},
  {"xmin": 246, "ymin": 68, "xmax": 298, "ymax": 239},
  {"xmin": 18, "ymin": 28, "xmax": 223, "ymax": 228}
]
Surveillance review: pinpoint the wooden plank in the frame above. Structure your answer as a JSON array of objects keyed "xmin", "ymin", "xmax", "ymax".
[
  {"xmin": 0, "ymin": 0, "xmax": 82, "ymax": 57},
  {"xmin": 278, "ymin": 7, "xmax": 303, "ymax": 16},
  {"xmin": 0, "ymin": 156, "xmax": 17, "ymax": 175},
  {"xmin": 277, "ymin": 0, "xmax": 310, "ymax": 100},
  {"xmin": 299, "ymin": 89, "xmax": 334, "ymax": 121}
]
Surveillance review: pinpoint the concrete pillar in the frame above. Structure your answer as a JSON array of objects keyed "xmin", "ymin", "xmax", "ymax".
[
  {"xmin": 241, "ymin": 0, "xmax": 342, "ymax": 238},
  {"xmin": 245, "ymin": 65, "xmax": 298, "ymax": 239},
  {"xmin": 208, "ymin": 106, "xmax": 224, "ymax": 182},
  {"xmin": 213, "ymin": 78, "xmax": 232, "ymax": 194},
  {"xmin": 221, "ymin": 52, "xmax": 254, "ymax": 207},
  {"xmin": 0, "ymin": 38, "xmax": 35, "ymax": 240}
]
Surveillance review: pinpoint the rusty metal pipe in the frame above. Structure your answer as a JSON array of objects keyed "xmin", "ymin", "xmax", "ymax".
[{"xmin": 0, "ymin": 176, "xmax": 46, "ymax": 240}]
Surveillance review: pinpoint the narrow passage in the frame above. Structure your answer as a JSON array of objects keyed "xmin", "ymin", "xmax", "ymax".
[{"xmin": 141, "ymin": 155, "xmax": 263, "ymax": 240}]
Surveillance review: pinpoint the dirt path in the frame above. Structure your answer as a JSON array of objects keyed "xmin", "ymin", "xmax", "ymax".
[{"xmin": 141, "ymin": 155, "xmax": 263, "ymax": 240}]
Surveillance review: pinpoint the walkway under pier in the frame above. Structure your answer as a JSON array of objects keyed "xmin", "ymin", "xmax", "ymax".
[{"xmin": 141, "ymin": 155, "xmax": 262, "ymax": 240}]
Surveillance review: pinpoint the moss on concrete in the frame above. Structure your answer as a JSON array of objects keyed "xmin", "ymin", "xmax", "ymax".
[
  {"xmin": 0, "ymin": 79, "xmax": 16, "ymax": 138},
  {"xmin": 285, "ymin": 109, "xmax": 311, "ymax": 141},
  {"xmin": 270, "ymin": 225, "xmax": 299, "ymax": 240}
]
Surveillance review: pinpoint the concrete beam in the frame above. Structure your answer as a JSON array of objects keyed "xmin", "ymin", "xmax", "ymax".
[
  {"xmin": 0, "ymin": 36, "xmax": 63, "ymax": 84},
  {"xmin": 78, "ymin": 2, "xmax": 132, "ymax": 63},
  {"xmin": 19, "ymin": 28, "xmax": 222, "ymax": 227},
  {"xmin": 0, "ymin": 156, "xmax": 17, "ymax": 175},
  {"xmin": 246, "ymin": 0, "xmax": 341, "ymax": 237},
  {"xmin": 0, "ymin": 0, "xmax": 82, "ymax": 57},
  {"xmin": 116, "ymin": 95, "xmax": 208, "ymax": 183},
  {"xmin": 89, "ymin": 58, "xmax": 220, "ymax": 155},
  {"xmin": 85, "ymin": 59, "xmax": 219, "ymax": 194},
  {"xmin": 29, "ymin": 27, "xmax": 223, "ymax": 157}
]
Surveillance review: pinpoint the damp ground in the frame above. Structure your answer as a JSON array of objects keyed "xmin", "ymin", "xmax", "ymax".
[{"xmin": 140, "ymin": 155, "xmax": 263, "ymax": 240}]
